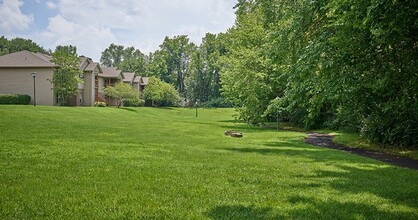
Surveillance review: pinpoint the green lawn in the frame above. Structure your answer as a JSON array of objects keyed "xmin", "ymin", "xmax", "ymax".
[{"xmin": 0, "ymin": 106, "xmax": 417, "ymax": 219}]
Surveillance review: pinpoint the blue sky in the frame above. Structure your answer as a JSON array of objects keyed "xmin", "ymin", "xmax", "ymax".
[{"xmin": 0, "ymin": 0, "xmax": 236, "ymax": 61}]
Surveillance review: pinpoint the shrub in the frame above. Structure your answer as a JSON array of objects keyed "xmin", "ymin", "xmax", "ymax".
[
  {"xmin": 203, "ymin": 97, "xmax": 233, "ymax": 108},
  {"xmin": 103, "ymin": 82, "xmax": 139, "ymax": 108},
  {"xmin": 143, "ymin": 77, "xmax": 181, "ymax": 107},
  {"xmin": 94, "ymin": 101, "xmax": 106, "ymax": 107},
  {"xmin": 123, "ymin": 98, "xmax": 145, "ymax": 107},
  {"xmin": 0, "ymin": 94, "xmax": 31, "ymax": 105}
]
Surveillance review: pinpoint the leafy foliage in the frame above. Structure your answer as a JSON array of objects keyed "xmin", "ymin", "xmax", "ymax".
[
  {"xmin": 123, "ymin": 98, "xmax": 145, "ymax": 107},
  {"xmin": 143, "ymin": 77, "xmax": 181, "ymax": 107},
  {"xmin": 220, "ymin": 7, "xmax": 282, "ymax": 124},
  {"xmin": 100, "ymin": 43, "xmax": 147, "ymax": 75},
  {"xmin": 147, "ymin": 36, "xmax": 196, "ymax": 96},
  {"xmin": 186, "ymin": 33, "xmax": 224, "ymax": 104},
  {"xmin": 51, "ymin": 45, "xmax": 81, "ymax": 106},
  {"xmin": 0, "ymin": 94, "xmax": 31, "ymax": 105},
  {"xmin": 103, "ymin": 82, "xmax": 139, "ymax": 108},
  {"xmin": 220, "ymin": 0, "xmax": 418, "ymax": 147},
  {"xmin": 0, "ymin": 36, "xmax": 48, "ymax": 56}
]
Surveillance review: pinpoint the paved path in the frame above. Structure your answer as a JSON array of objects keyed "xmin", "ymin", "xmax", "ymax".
[{"xmin": 305, "ymin": 133, "xmax": 418, "ymax": 170}]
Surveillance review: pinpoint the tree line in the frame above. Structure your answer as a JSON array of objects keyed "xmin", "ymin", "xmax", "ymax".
[
  {"xmin": 218, "ymin": 0, "xmax": 417, "ymax": 148},
  {"xmin": 99, "ymin": 34, "xmax": 229, "ymax": 107},
  {"xmin": 1, "ymin": 0, "xmax": 416, "ymax": 147}
]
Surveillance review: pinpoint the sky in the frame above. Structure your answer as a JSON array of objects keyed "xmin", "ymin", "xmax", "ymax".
[{"xmin": 0, "ymin": 0, "xmax": 237, "ymax": 61}]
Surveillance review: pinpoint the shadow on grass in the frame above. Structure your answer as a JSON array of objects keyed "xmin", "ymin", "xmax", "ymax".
[
  {"xmin": 224, "ymin": 140, "xmax": 418, "ymax": 213},
  {"xmin": 156, "ymin": 107, "xmax": 175, "ymax": 110},
  {"xmin": 285, "ymin": 195, "xmax": 416, "ymax": 219},
  {"xmin": 303, "ymin": 164, "xmax": 418, "ymax": 211},
  {"xmin": 205, "ymin": 205, "xmax": 274, "ymax": 220},
  {"xmin": 206, "ymin": 195, "xmax": 417, "ymax": 219},
  {"xmin": 120, "ymin": 107, "xmax": 139, "ymax": 112},
  {"xmin": 220, "ymin": 124, "xmax": 277, "ymax": 134}
]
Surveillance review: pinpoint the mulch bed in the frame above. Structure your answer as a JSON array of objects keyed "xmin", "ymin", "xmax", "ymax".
[{"xmin": 305, "ymin": 133, "xmax": 418, "ymax": 170}]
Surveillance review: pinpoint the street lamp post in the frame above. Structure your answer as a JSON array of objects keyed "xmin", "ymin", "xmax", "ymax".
[
  {"xmin": 195, "ymin": 100, "xmax": 199, "ymax": 118},
  {"xmin": 31, "ymin": 72, "xmax": 37, "ymax": 106}
]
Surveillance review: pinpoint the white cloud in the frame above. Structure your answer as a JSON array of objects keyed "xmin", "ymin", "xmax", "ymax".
[
  {"xmin": 30, "ymin": 0, "xmax": 236, "ymax": 61},
  {"xmin": 0, "ymin": 0, "xmax": 33, "ymax": 34},
  {"xmin": 46, "ymin": 1, "xmax": 57, "ymax": 10},
  {"xmin": 34, "ymin": 15, "xmax": 118, "ymax": 59}
]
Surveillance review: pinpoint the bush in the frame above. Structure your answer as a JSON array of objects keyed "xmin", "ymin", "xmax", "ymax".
[
  {"xmin": 143, "ymin": 77, "xmax": 181, "ymax": 107},
  {"xmin": 0, "ymin": 94, "xmax": 31, "ymax": 105},
  {"xmin": 203, "ymin": 97, "xmax": 233, "ymax": 108},
  {"xmin": 94, "ymin": 101, "xmax": 106, "ymax": 107},
  {"xmin": 123, "ymin": 98, "xmax": 145, "ymax": 107}
]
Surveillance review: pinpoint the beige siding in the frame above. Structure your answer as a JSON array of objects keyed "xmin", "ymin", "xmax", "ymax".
[
  {"xmin": 132, "ymin": 82, "xmax": 140, "ymax": 92},
  {"xmin": 98, "ymin": 77, "xmax": 105, "ymax": 100},
  {"xmin": 0, "ymin": 67, "xmax": 54, "ymax": 105},
  {"xmin": 83, "ymin": 72, "xmax": 94, "ymax": 106}
]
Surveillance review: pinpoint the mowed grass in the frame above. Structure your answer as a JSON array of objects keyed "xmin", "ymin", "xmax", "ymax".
[{"xmin": 0, "ymin": 106, "xmax": 417, "ymax": 219}]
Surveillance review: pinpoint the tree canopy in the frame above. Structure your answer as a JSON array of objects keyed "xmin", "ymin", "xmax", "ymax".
[
  {"xmin": 103, "ymin": 82, "xmax": 139, "ymax": 108},
  {"xmin": 0, "ymin": 36, "xmax": 48, "ymax": 56},
  {"xmin": 51, "ymin": 45, "xmax": 81, "ymax": 106},
  {"xmin": 143, "ymin": 77, "xmax": 181, "ymax": 107},
  {"xmin": 100, "ymin": 43, "xmax": 147, "ymax": 75},
  {"xmin": 219, "ymin": 0, "xmax": 417, "ymax": 147}
]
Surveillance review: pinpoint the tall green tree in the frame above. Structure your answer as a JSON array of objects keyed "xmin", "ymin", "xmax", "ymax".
[
  {"xmin": 220, "ymin": 5, "xmax": 281, "ymax": 124},
  {"xmin": 51, "ymin": 45, "xmax": 81, "ymax": 106},
  {"xmin": 221, "ymin": 0, "xmax": 417, "ymax": 147},
  {"xmin": 0, "ymin": 36, "xmax": 47, "ymax": 55},
  {"xmin": 147, "ymin": 36, "xmax": 196, "ymax": 96},
  {"xmin": 119, "ymin": 46, "xmax": 147, "ymax": 75},
  {"xmin": 186, "ymin": 33, "xmax": 224, "ymax": 104},
  {"xmin": 100, "ymin": 43, "xmax": 125, "ymax": 67},
  {"xmin": 100, "ymin": 44, "xmax": 147, "ymax": 75}
]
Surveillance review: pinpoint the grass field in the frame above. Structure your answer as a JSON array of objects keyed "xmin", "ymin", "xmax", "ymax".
[{"xmin": 0, "ymin": 106, "xmax": 417, "ymax": 219}]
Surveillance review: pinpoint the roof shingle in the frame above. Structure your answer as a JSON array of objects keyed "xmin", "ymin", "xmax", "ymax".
[
  {"xmin": 0, "ymin": 50, "xmax": 56, "ymax": 68},
  {"xmin": 100, "ymin": 67, "xmax": 122, "ymax": 78}
]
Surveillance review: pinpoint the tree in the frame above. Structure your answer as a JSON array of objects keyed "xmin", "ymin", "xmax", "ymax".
[
  {"xmin": 143, "ymin": 77, "xmax": 181, "ymax": 107},
  {"xmin": 51, "ymin": 45, "xmax": 81, "ymax": 106},
  {"xmin": 186, "ymin": 33, "xmax": 224, "ymax": 104},
  {"xmin": 103, "ymin": 82, "xmax": 139, "ymax": 108},
  {"xmin": 100, "ymin": 44, "xmax": 147, "ymax": 75},
  {"xmin": 147, "ymin": 36, "xmax": 196, "ymax": 96},
  {"xmin": 100, "ymin": 43, "xmax": 125, "ymax": 67},
  {"xmin": 220, "ymin": 6, "xmax": 281, "ymax": 124},
  {"xmin": 0, "ymin": 36, "xmax": 47, "ymax": 55},
  {"xmin": 119, "ymin": 46, "xmax": 147, "ymax": 75},
  {"xmin": 220, "ymin": 0, "xmax": 417, "ymax": 147}
]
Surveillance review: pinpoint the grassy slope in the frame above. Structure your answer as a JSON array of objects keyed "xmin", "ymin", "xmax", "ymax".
[{"xmin": 0, "ymin": 106, "xmax": 417, "ymax": 219}]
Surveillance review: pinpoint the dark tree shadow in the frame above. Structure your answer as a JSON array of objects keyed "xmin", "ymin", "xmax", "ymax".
[
  {"xmin": 205, "ymin": 205, "xmax": 275, "ymax": 220},
  {"xmin": 120, "ymin": 107, "xmax": 139, "ymax": 112},
  {"xmin": 205, "ymin": 196, "xmax": 418, "ymax": 219},
  {"xmin": 282, "ymin": 195, "xmax": 418, "ymax": 219},
  {"xmin": 224, "ymin": 139, "xmax": 418, "ymax": 212}
]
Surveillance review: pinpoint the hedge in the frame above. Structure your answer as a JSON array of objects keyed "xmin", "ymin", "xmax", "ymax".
[
  {"xmin": 123, "ymin": 98, "xmax": 145, "ymax": 107},
  {"xmin": 0, "ymin": 94, "xmax": 31, "ymax": 105}
]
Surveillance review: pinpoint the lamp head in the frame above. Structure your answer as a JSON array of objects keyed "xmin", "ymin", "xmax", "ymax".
[{"xmin": 31, "ymin": 72, "xmax": 37, "ymax": 77}]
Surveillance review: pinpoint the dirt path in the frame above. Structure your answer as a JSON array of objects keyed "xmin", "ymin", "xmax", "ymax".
[{"xmin": 305, "ymin": 133, "xmax": 418, "ymax": 170}]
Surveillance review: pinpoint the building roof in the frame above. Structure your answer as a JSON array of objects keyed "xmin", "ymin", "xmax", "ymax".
[
  {"xmin": 79, "ymin": 56, "xmax": 89, "ymax": 68},
  {"xmin": 0, "ymin": 50, "xmax": 56, "ymax": 68},
  {"xmin": 122, "ymin": 72, "xmax": 135, "ymax": 83},
  {"xmin": 100, "ymin": 67, "xmax": 122, "ymax": 78},
  {"xmin": 133, "ymin": 76, "xmax": 141, "ymax": 83},
  {"xmin": 140, "ymin": 76, "xmax": 149, "ymax": 85},
  {"xmin": 85, "ymin": 62, "xmax": 100, "ymax": 71}
]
